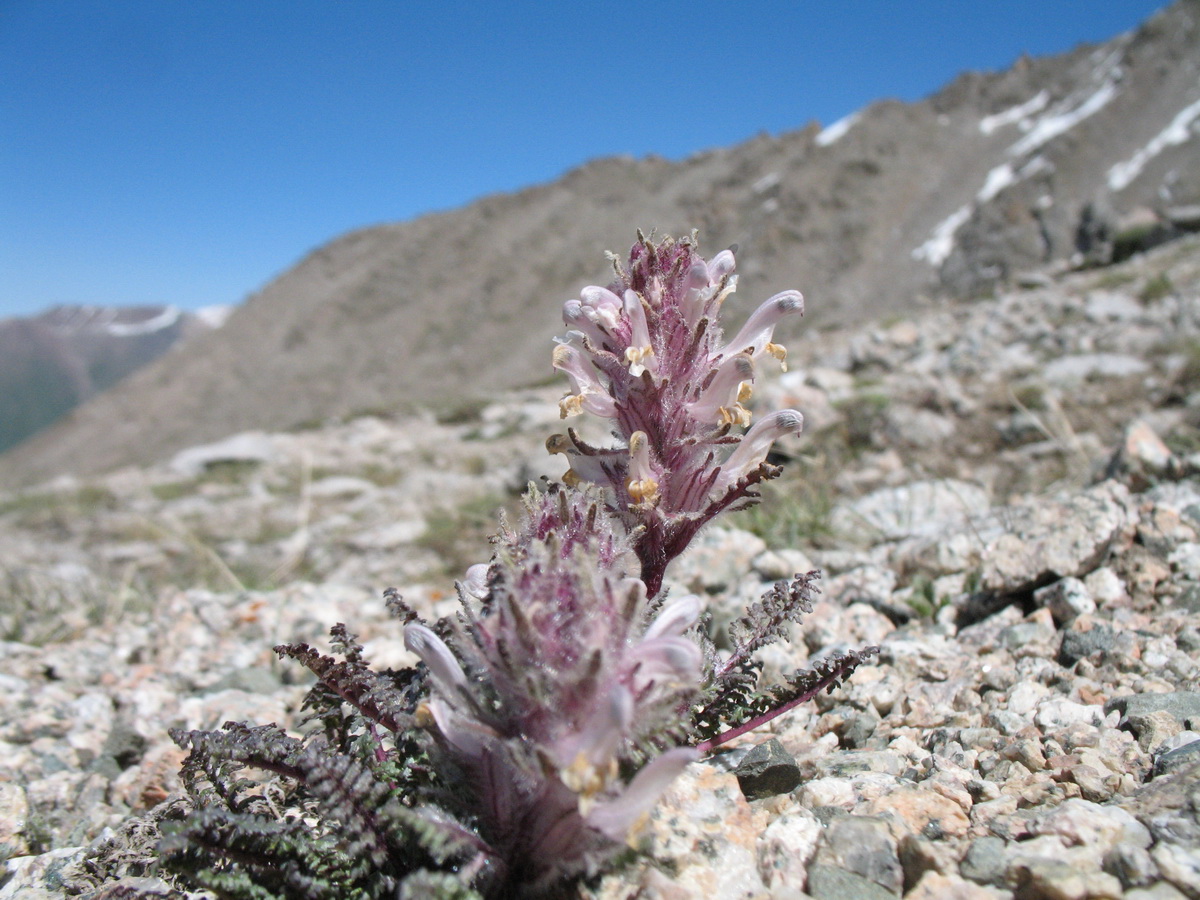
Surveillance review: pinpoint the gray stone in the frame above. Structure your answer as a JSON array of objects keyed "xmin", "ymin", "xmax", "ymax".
[
  {"xmin": 1085, "ymin": 291, "xmax": 1145, "ymax": 322},
  {"xmin": 90, "ymin": 716, "xmax": 148, "ymax": 781},
  {"xmin": 0, "ymin": 847, "xmax": 88, "ymax": 900},
  {"xmin": 1166, "ymin": 204, "xmax": 1200, "ymax": 230},
  {"xmin": 1105, "ymin": 843, "xmax": 1160, "ymax": 889},
  {"xmin": 1008, "ymin": 856, "xmax": 1124, "ymax": 900},
  {"xmin": 169, "ymin": 431, "xmax": 277, "ymax": 477},
  {"xmin": 672, "ymin": 527, "xmax": 766, "ymax": 594},
  {"xmin": 757, "ymin": 810, "xmax": 823, "ymax": 894},
  {"xmin": 0, "ymin": 783, "xmax": 30, "ymax": 857},
  {"xmin": 960, "ymin": 836, "xmax": 1007, "ymax": 886},
  {"xmin": 1153, "ymin": 842, "xmax": 1200, "ymax": 899},
  {"xmin": 806, "ymin": 863, "xmax": 897, "ymax": 900},
  {"xmin": 1125, "ymin": 883, "xmax": 1191, "ymax": 900},
  {"xmin": 1153, "ymin": 738, "xmax": 1200, "ymax": 779},
  {"xmin": 840, "ymin": 709, "xmax": 879, "ymax": 749},
  {"xmin": 977, "ymin": 481, "xmax": 1132, "ymax": 598},
  {"xmin": 999, "ymin": 616, "xmax": 1056, "ymax": 651},
  {"xmin": 206, "ymin": 666, "xmax": 283, "ymax": 696},
  {"xmin": 1059, "ymin": 622, "xmax": 1116, "ymax": 666},
  {"xmin": 751, "ymin": 548, "xmax": 817, "ymax": 581},
  {"xmin": 1129, "ymin": 710, "xmax": 1184, "ymax": 753},
  {"xmin": 308, "ymin": 475, "xmax": 377, "ymax": 498},
  {"xmin": 1106, "ymin": 692, "xmax": 1200, "ymax": 729},
  {"xmin": 813, "ymin": 816, "xmax": 902, "ymax": 895},
  {"xmin": 735, "ymin": 738, "xmax": 802, "ymax": 801}
]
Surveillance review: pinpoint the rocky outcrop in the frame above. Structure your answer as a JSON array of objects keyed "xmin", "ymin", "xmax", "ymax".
[{"xmin": 3, "ymin": 232, "xmax": 1200, "ymax": 898}]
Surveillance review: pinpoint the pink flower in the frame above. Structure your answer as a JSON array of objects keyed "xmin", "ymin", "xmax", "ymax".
[{"xmin": 549, "ymin": 233, "xmax": 807, "ymax": 597}]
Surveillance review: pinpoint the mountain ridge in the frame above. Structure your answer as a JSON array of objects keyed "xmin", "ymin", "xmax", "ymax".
[
  {"xmin": 2, "ymin": 0, "xmax": 1197, "ymax": 488},
  {"xmin": 0, "ymin": 305, "xmax": 226, "ymax": 456}
]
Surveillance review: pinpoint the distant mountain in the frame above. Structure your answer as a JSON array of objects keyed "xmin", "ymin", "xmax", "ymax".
[
  {"xmin": 0, "ymin": 305, "xmax": 228, "ymax": 455},
  {"xmin": 3, "ymin": 0, "xmax": 1198, "ymax": 487}
]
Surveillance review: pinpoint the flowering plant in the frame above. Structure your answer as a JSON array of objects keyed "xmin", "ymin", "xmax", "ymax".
[{"xmin": 161, "ymin": 233, "xmax": 876, "ymax": 899}]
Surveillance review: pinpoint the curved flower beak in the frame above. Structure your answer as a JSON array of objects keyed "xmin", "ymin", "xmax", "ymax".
[
  {"xmin": 711, "ymin": 409, "xmax": 804, "ymax": 498},
  {"xmin": 642, "ymin": 594, "xmax": 701, "ymax": 641},
  {"xmin": 718, "ymin": 290, "xmax": 804, "ymax": 368},
  {"xmin": 424, "ymin": 697, "xmax": 500, "ymax": 758},
  {"xmin": 405, "ymin": 623, "xmax": 470, "ymax": 700},
  {"xmin": 461, "ymin": 563, "xmax": 491, "ymax": 600}
]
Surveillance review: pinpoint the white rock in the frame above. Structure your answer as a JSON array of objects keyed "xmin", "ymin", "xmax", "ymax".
[
  {"xmin": 348, "ymin": 519, "xmax": 426, "ymax": 550},
  {"xmin": 1085, "ymin": 291, "xmax": 1144, "ymax": 322},
  {"xmin": 1083, "ymin": 567, "xmax": 1127, "ymax": 605},
  {"xmin": 832, "ymin": 479, "xmax": 990, "ymax": 542},
  {"xmin": 309, "ymin": 475, "xmax": 377, "ymax": 498},
  {"xmin": 169, "ymin": 431, "xmax": 279, "ymax": 477},
  {"xmin": 1035, "ymin": 698, "xmax": 1106, "ymax": 729},
  {"xmin": 1034, "ymin": 576, "xmax": 1096, "ymax": 624},
  {"xmin": 798, "ymin": 777, "xmax": 856, "ymax": 809},
  {"xmin": 756, "ymin": 810, "xmax": 822, "ymax": 892},
  {"xmin": 1169, "ymin": 542, "xmax": 1200, "ymax": 579},
  {"xmin": 633, "ymin": 764, "xmax": 767, "ymax": 898},
  {"xmin": 1043, "ymin": 353, "xmax": 1149, "ymax": 384},
  {"xmin": 1031, "ymin": 798, "xmax": 1151, "ymax": 853}
]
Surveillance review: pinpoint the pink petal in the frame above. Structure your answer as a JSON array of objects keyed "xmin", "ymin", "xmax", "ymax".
[{"xmin": 586, "ymin": 747, "xmax": 699, "ymax": 840}]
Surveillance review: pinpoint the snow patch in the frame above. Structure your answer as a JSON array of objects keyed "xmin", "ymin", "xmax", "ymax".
[
  {"xmin": 977, "ymin": 164, "xmax": 1016, "ymax": 203},
  {"xmin": 815, "ymin": 112, "xmax": 859, "ymax": 147},
  {"xmin": 751, "ymin": 172, "xmax": 781, "ymax": 194},
  {"xmin": 1108, "ymin": 95, "xmax": 1200, "ymax": 191},
  {"xmin": 194, "ymin": 304, "xmax": 235, "ymax": 329},
  {"xmin": 105, "ymin": 306, "xmax": 181, "ymax": 337},
  {"xmin": 1009, "ymin": 80, "xmax": 1119, "ymax": 158},
  {"xmin": 979, "ymin": 91, "xmax": 1049, "ymax": 135},
  {"xmin": 912, "ymin": 205, "xmax": 972, "ymax": 267}
]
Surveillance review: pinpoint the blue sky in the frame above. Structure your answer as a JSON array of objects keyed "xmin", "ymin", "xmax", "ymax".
[{"xmin": 0, "ymin": 1, "xmax": 1169, "ymax": 319}]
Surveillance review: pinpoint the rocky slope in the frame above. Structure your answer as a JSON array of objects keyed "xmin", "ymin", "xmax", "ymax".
[
  {"xmin": 0, "ymin": 306, "xmax": 228, "ymax": 455},
  {"xmin": 2, "ymin": 233, "xmax": 1200, "ymax": 898},
  {"xmin": 3, "ymin": 1, "xmax": 1199, "ymax": 487}
]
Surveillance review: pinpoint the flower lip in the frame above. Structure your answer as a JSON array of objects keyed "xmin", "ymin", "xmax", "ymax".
[
  {"xmin": 585, "ymin": 746, "xmax": 699, "ymax": 841},
  {"xmin": 626, "ymin": 431, "xmax": 660, "ymax": 505},
  {"xmin": 622, "ymin": 290, "xmax": 656, "ymax": 377},
  {"xmin": 553, "ymin": 343, "xmax": 618, "ymax": 419},
  {"xmin": 687, "ymin": 353, "xmax": 755, "ymax": 424}
]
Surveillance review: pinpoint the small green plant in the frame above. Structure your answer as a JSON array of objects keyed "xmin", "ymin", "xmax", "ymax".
[
  {"xmin": 1090, "ymin": 270, "xmax": 1137, "ymax": 290},
  {"xmin": 1139, "ymin": 272, "xmax": 1174, "ymax": 303},
  {"xmin": 0, "ymin": 566, "xmax": 140, "ymax": 646},
  {"xmin": 417, "ymin": 492, "xmax": 515, "ymax": 577},
  {"xmin": 835, "ymin": 390, "xmax": 891, "ymax": 455},
  {"xmin": 731, "ymin": 460, "xmax": 837, "ymax": 547},
  {"xmin": 1111, "ymin": 221, "xmax": 1167, "ymax": 263},
  {"xmin": 901, "ymin": 574, "xmax": 941, "ymax": 619},
  {"xmin": 0, "ymin": 484, "xmax": 117, "ymax": 524},
  {"xmin": 1011, "ymin": 382, "xmax": 1047, "ymax": 412}
]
